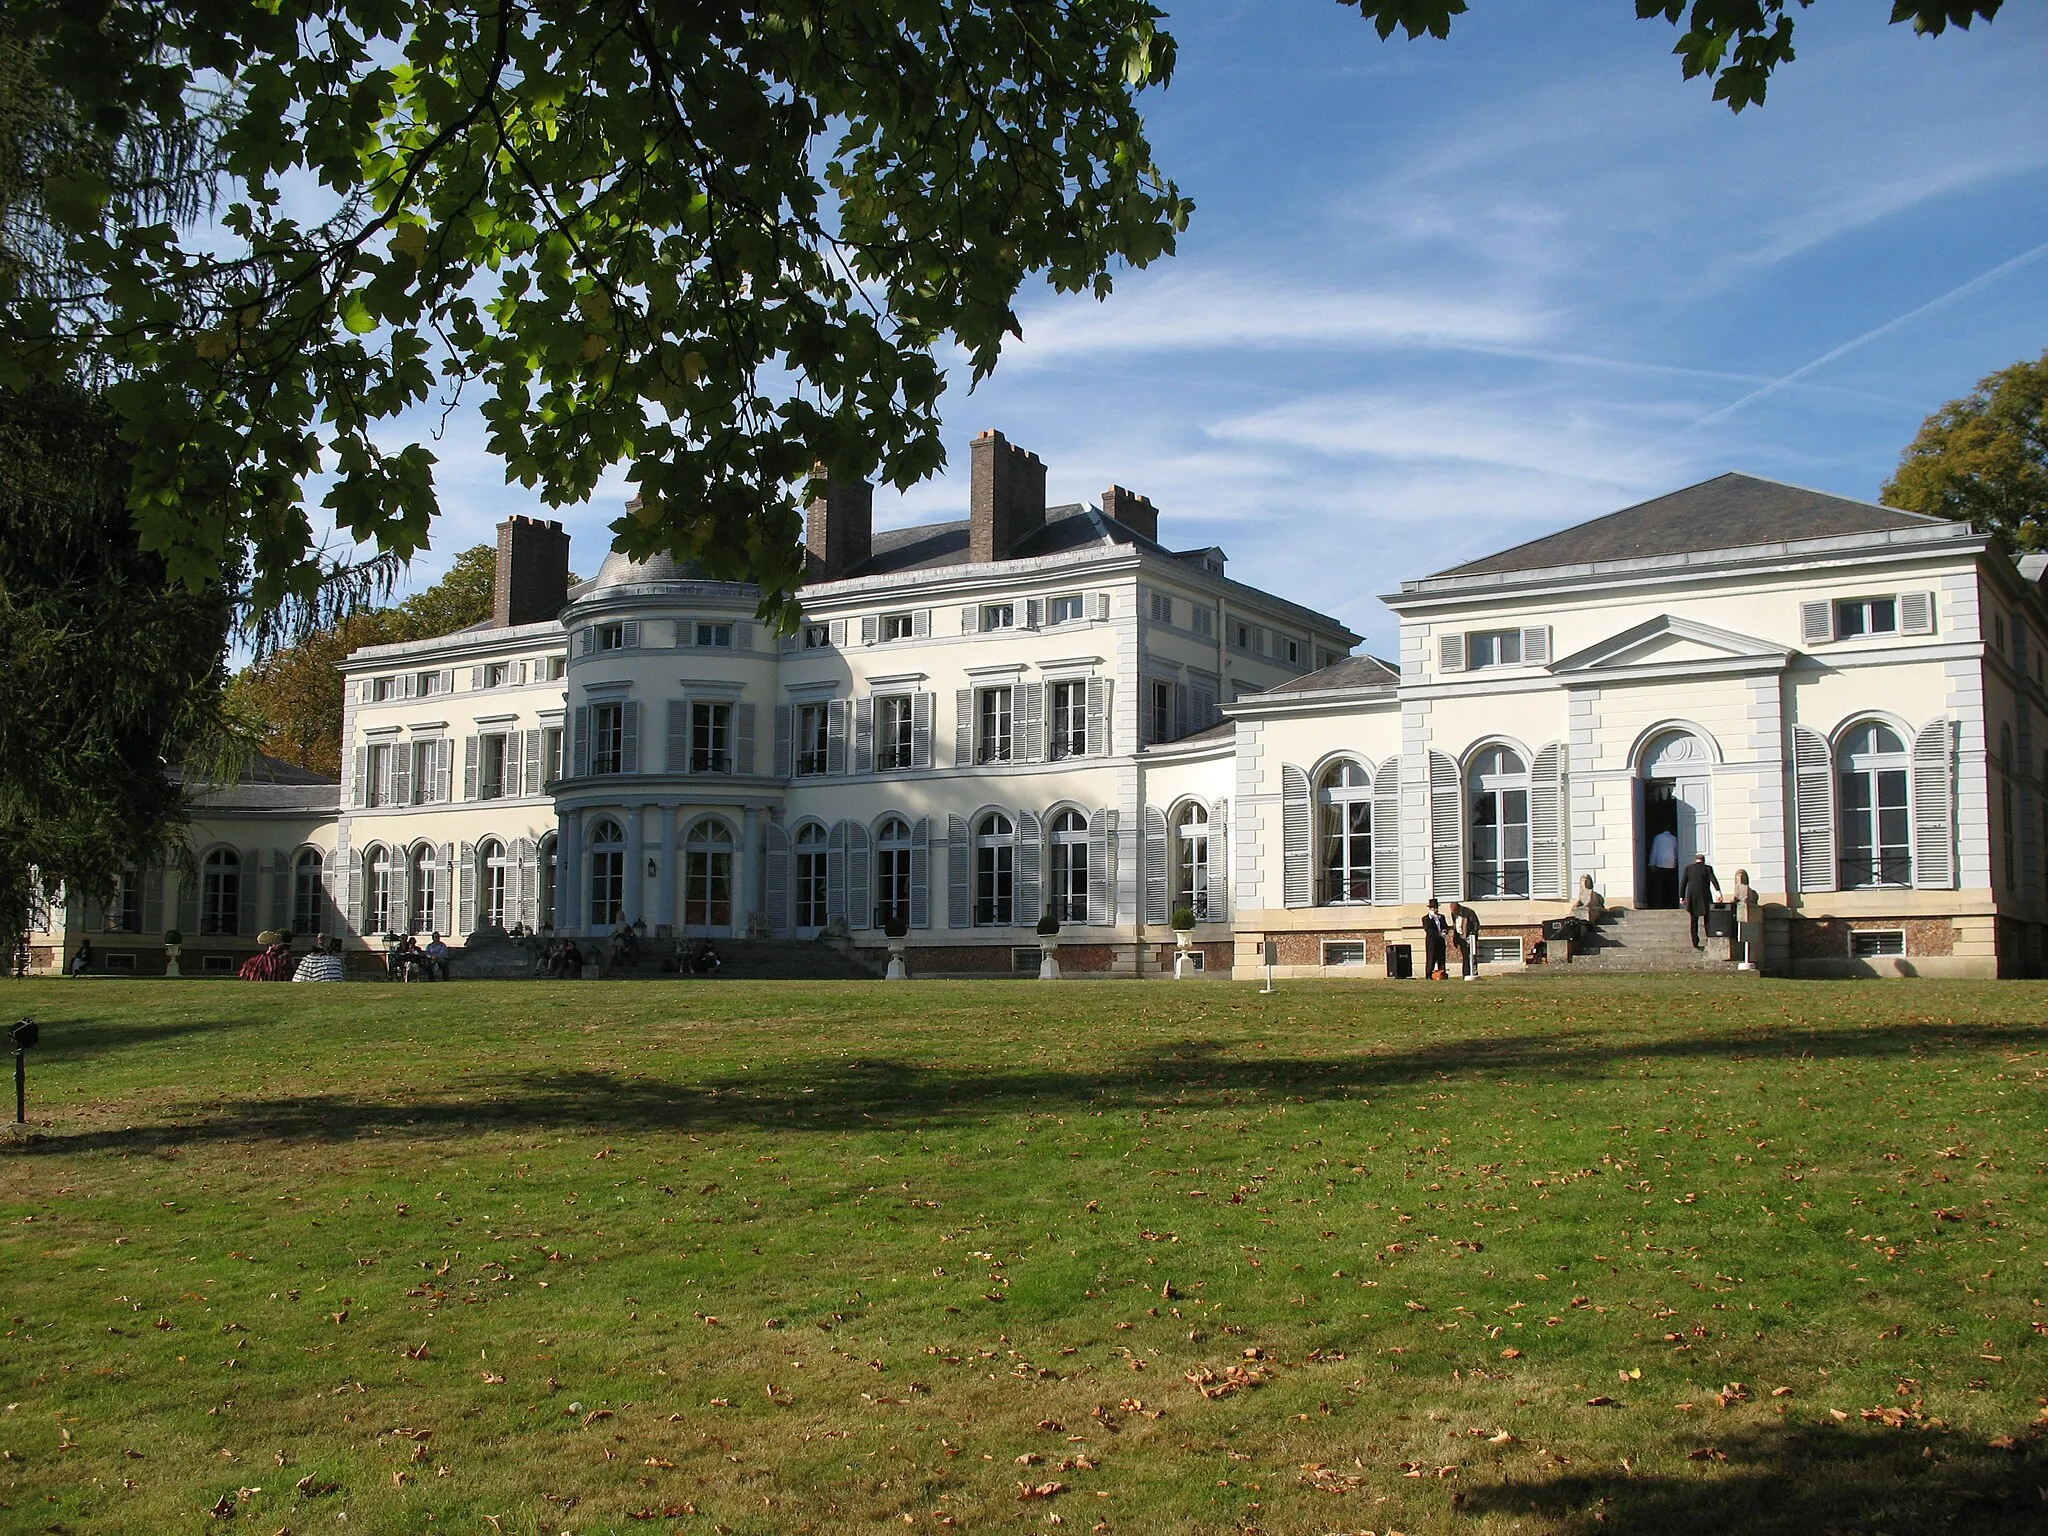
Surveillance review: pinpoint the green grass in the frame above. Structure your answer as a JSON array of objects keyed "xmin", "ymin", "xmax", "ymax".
[{"xmin": 1, "ymin": 977, "xmax": 2043, "ymax": 1536}]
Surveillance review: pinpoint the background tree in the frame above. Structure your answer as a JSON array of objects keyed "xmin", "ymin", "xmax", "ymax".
[{"xmin": 1883, "ymin": 350, "xmax": 2048, "ymax": 555}]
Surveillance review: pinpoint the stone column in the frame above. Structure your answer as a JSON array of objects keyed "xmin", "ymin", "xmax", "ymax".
[
  {"xmin": 655, "ymin": 805, "xmax": 678, "ymax": 934},
  {"xmin": 557, "ymin": 813, "xmax": 582, "ymax": 934},
  {"xmin": 624, "ymin": 806, "xmax": 645, "ymax": 926}
]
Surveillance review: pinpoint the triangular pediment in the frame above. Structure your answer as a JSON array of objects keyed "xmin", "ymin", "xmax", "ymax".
[{"xmin": 1549, "ymin": 614, "xmax": 1791, "ymax": 677}]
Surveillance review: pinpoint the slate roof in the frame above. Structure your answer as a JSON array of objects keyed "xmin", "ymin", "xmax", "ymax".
[
  {"xmin": 1432, "ymin": 474, "xmax": 1948, "ymax": 581},
  {"xmin": 849, "ymin": 503, "xmax": 1165, "ymax": 578},
  {"xmin": 177, "ymin": 753, "xmax": 341, "ymax": 814},
  {"xmin": 1265, "ymin": 654, "xmax": 1399, "ymax": 695}
]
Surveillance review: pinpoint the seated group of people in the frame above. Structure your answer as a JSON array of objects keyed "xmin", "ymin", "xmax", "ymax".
[{"xmin": 387, "ymin": 931, "xmax": 452, "ymax": 981}]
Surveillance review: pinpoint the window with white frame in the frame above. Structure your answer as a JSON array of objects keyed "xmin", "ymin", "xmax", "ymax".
[
  {"xmin": 597, "ymin": 622, "xmax": 626, "ymax": 651},
  {"xmin": 484, "ymin": 661, "xmax": 511, "ymax": 688},
  {"xmin": 1048, "ymin": 593, "xmax": 1085, "ymax": 625},
  {"xmin": 411, "ymin": 739, "xmax": 441, "ymax": 804},
  {"xmin": 690, "ymin": 701, "xmax": 732, "ymax": 773},
  {"xmin": 1838, "ymin": 720, "xmax": 1910, "ymax": 888},
  {"xmin": 877, "ymin": 695, "xmax": 914, "ymax": 771},
  {"xmin": 1319, "ymin": 761, "xmax": 1372, "ymax": 903},
  {"xmin": 408, "ymin": 843, "xmax": 438, "ymax": 933},
  {"xmin": 802, "ymin": 623, "xmax": 832, "ymax": 649},
  {"xmin": 1050, "ymin": 680, "xmax": 1087, "ymax": 759},
  {"xmin": 795, "ymin": 702, "xmax": 829, "ymax": 776},
  {"xmin": 1147, "ymin": 680, "xmax": 1173, "ymax": 744},
  {"xmin": 371, "ymin": 676, "xmax": 396, "ymax": 701},
  {"xmin": 1175, "ymin": 802, "xmax": 1209, "ymax": 920},
  {"xmin": 588, "ymin": 819, "xmax": 626, "ymax": 929},
  {"xmin": 882, "ymin": 612, "xmax": 915, "ymax": 641},
  {"xmin": 1849, "ymin": 929, "xmax": 1906, "ymax": 957},
  {"xmin": 1048, "ymin": 809, "xmax": 1089, "ymax": 923},
  {"xmin": 201, "ymin": 849, "xmax": 241, "ymax": 935},
  {"xmin": 1466, "ymin": 629, "xmax": 1523, "ymax": 669},
  {"xmin": 364, "ymin": 845, "xmax": 393, "ymax": 934},
  {"xmin": 695, "ymin": 621, "xmax": 734, "ymax": 648},
  {"xmin": 539, "ymin": 656, "xmax": 566, "ymax": 680},
  {"xmin": 478, "ymin": 838, "xmax": 510, "ymax": 929},
  {"xmin": 980, "ymin": 603, "xmax": 1015, "ymax": 631},
  {"xmin": 542, "ymin": 726, "xmax": 563, "ymax": 783},
  {"xmin": 590, "ymin": 703, "xmax": 625, "ymax": 775},
  {"xmin": 416, "ymin": 670, "xmax": 446, "ymax": 696},
  {"xmin": 478, "ymin": 732, "xmax": 513, "ymax": 800},
  {"xmin": 974, "ymin": 813, "xmax": 1015, "ymax": 925},
  {"xmin": 794, "ymin": 823, "xmax": 828, "ymax": 930},
  {"xmin": 977, "ymin": 687, "xmax": 1014, "ymax": 764},
  {"xmin": 292, "ymin": 849, "xmax": 324, "ymax": 935},
  {"xmin": 1836, "ymin": 597, "xmax": 1898, "ymax": 638},
  {"xmin": 106, "ymin": 866, "xmax": 144, "ymax": 933},
  {"xmin": 1467, "ymin": 746, "xmax": 1531, "ymax": 898},
  {"xmin": 1323, "ymin": 941, "xmax": 1367, "ymax": 967},
  {"xmin": 875, "ymin": 818, "xmax": 912, "ymax": 930},
  {"xmin": 684, "ymin": 819, "xmax": 735, "ymax": 929},
  {"xmin": 364, "ymin": 742, "xmax": 394, "ymax": 806}
]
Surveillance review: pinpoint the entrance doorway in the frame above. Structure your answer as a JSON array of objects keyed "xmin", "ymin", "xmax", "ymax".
[{"xmin": 1637, "ymin": 730, "xmax": 1713, "ymax": 908}]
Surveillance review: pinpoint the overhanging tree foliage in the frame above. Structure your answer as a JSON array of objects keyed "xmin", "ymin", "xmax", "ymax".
[{"xmin": 1883, "ymin": 350, "xmax": 2048, "ymax": 555}]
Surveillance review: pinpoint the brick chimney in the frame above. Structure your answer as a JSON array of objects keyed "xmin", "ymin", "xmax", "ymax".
[
  {"xmin": 493, "ymin": 515, "xmax": 571, "ymax": 627},
  {"xmin": 805, "ymin": 479, "xmax": 874, "ymax": 582},
  {"xmin": 1101, "ymin": 485, "xmax": 1158, "ymax": 543},
  {"xmin": 969, "ymin": 430, "xmax": 1047, "ymax": 563}
]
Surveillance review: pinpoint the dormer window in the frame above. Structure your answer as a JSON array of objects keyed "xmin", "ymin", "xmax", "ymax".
[
  {"xmin": 1048, "ymin": 594, "xmax": 1085, "ymax": 625},
  {"xmin": 883, "ymin": 612, "xmax": 915, "ymax": 641},
  {"xmin": 484, "ymin": 661, "xmax": 510, "ymax": 688},
  {"xmin": 980, "ymin": 603, "xmax": 1015, "ymax": 631},
  {"xmin": 1467, "ymin": 628, "xmax": 1522, "ymax": 669},
  {"xmin": 1836, "ymin": 597, "xmax": 1897, "ymax": 638}
]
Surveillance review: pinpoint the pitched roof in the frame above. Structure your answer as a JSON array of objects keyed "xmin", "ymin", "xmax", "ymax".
[
  {"xmin": 1266, "ymin": 654, "xmax": 1399, "ymax": 695},
  {"xmin": 1432, "ymin": 474, "xmax": 1947, "ymax": 580},
  {"xmin": 847, "ymin": 503, "xmax": 1159, "ymax": 578}
]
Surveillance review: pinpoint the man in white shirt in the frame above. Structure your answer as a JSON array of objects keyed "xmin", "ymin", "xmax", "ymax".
[{"xmin": 1648, "ymin": 828, "xmax": 1679, "ymax": 909}]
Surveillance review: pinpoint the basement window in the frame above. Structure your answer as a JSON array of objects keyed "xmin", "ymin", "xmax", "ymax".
[
  {"xmin": 1476, "ymin": 937, "xmax": 1524, "ymax": 965},
  {"xmin": 1322, "ymin": 941, "xmax": 1367, "ymax": 967},
  {"xmin": 1849, "ymin": 929, "xmax": 1906, "ymax": 958}
]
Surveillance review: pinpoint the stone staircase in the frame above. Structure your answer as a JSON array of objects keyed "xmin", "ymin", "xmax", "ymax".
[
  {"xmin": 448, "ymin": 935, "xmax": 883, "ymax": 982},
  {"xmin": 1564, "ymin": 908, "xmax": 1751, "ymax": 975}
]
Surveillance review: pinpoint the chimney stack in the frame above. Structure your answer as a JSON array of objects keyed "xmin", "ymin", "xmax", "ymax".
[
  {"xmin": 969, "ymin": 430, "xmax": 1047, "ymax": 563},
  {"xmin": 494, "ymin": 516, "xmax": 571, "ymax": 627},
  {"xmin": 1101, "ymin": 485, "xmax": 1158, "ymax": 544},
  {"xmin": 805, "ymin": 479, "xmax": 874, "ymax": 582}
]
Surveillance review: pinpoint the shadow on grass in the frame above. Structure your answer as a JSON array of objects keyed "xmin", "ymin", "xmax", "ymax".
[
  {"xmin": 7, "ymin": 1019, "xmax": 2045, "ymax": 1157},
  {"xmin": 1458, "ymin": 1418, "xmax": 2044, "ymax": 1534}
]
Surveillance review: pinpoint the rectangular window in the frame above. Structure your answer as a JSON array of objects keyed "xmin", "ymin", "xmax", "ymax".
[
  {"xmin": 1192, "ymin": 607, "xmax": 1213, "ymax": 639},
  {"xmin": 1150, "ymin": 592, "xmax": 1173, "ymax": 624},
  {"xmin": 416, "ymin": 671, "xmax": 445, "ymax": 696},
  {"xmin": 695, "ymin": 621, "xmax": 734, "ymax": 648},
  {"xmin": 411, "ymin": 740, "xmax": 439, "ymax": 804},
  {"xmin": 883, "ymin": 612, "xmax": 915, "ymax": 641},
  {"xmin": 1048, "ymin": 594, "xmax": 1085, "ymax": 625},
  {"xmin": 1050, "ymin": 680, "xmax": 1087, "ymax": 759},
  {"xmin": 1010, "ymin": 946, "xmax": 1042, "ymax": 974},
  {"xmin": 977, "ymin": 687, "xmax": 1014, "ymax": 764},
  {"xmin": 690, "ymin": 701, "xmax": 732, "ymax": 773},
  {"xmin": 802, "ymin": 623, "xmax": 832, "ymax": 650},
  {"xmin": 478, "ymin": 733, "xmax": 511, "ymax": 800},
  {"xmin": 1231, "ymin": 619, "xmax": 1252, "ymax": 650},
  {"xmin": 484, "ymin": 661, "xmax": 510, "ymax": 689},
  {"xmin": 364, "ymin": 743, "xmax": 392, "ymax": 806},
  {"xmin": 542, "ymin": 726, "xmax": 564, "ymax": 784},
  {"xmin": 1466, "ymin": 629, "xmax": 1523, "ymax": 669},
  {"xmin": 597, "ymin": 622, "xmax": 626, "ymax": 651},
  {"xmin": 1285, "ymin": 637, "xmax": 1301, "ymax": 665},
  {"xmin": 1322, "ymin": 941, "xmax": 1367, "ymax": 967},
  {"xmin": 104, "ymin": 952, "xmax": 136, "ymax": 973},
  {"xmin": 107, "ymin": 870, "xmax": 144, "ymax": 933},
  {"xmin": 371, "ymin": 676, "xmax": 395, "ymax": 702},
  {"xmin": 1477, "ymin": 937, "xmax": 1523, "ymax": 965},
  {"xmin": 1148, "ymin": 680, "xmax": 1173, "ymax": 745},
  {"xmin": 1849, "ymin": 929, "xmax": 1906, "ymax": 958},
  {"xmin": 590, "ymin": 703, "xmax": 625, "ymax": 775},
  {"xmin": 795, "ymin": 702, "xmax": 830, "ymax": 776},
  {"xmin": 980, "ymin": 603, "xmax": 1015, "ymax": 631},
  {"xmin": 540, "ymin": 656, "xmax": 566, "ymax": 681},
  {"xmin": 877, "ymin": 695, "xmax": 915, "ymax": 771},
  {"xmin": 1836, "ymin": 597, "xmax": 1899, "ymax": 639}
]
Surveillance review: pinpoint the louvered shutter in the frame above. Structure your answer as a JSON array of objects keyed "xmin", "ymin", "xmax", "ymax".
[
  {"xmin": 911, "ymin": 609, "xmax": 930, "ymax": 639},
  {"xmin": 1281, "ymin": 764, "xmax": 1312, "ymax": 908},
  {"xmin": 947, "ymin": 816, "xmax": 970, "ymax": 929},
  {"xmin": 457, "ymin": 842, "xmax": 477, "ymax": 935},
  {"xmin": 401, "ymin": 673, "xmax": 416, "ymax": 699},
  {"xmin": 269, "ymin": 850, "xmax": 290, "ymax": 933},
  {"xmin": 344, "ymin": 851, "xmax": 363, "ymax": 937},
  {"xmin": 827, "ymin": 699, "xmax": 848, "ymax": 774},
  {"xmin": 773, "ymin": 705, "xmax": 793, "ymax": 777},
  {"xmin": 1899, "ymin": 591, "xmax": 1935, "ymax": 636},
  {"xmin": 677, "ymin": 621, "xmax": 695, "ymax": 650},
  {"xmin": 1371, "ymin": 757, "xmax": 1402, "ymax": 904},
  {"xmin": 1173, "ymin": 683, "xmax": 1190, "ymax": 741},
  {"xmin": 829, "ymin": 619, "xmax": 846, "ymax": 647},
  {"xmin": 1792, "ymin": 725, "xmax": 1836, "ymax": 892},
  {"xmin": 1530, "ymin": 743, "xmax": 1567, "ymax": 897},
  {"xmin": 736, "ymin": 702, "xmax": 756, "ymax": 775},
  {"xmin": 736, "ymin": 621, "xmax": 753, "ymax": 652},
  {"xmin": 765, "ymin": 823, "xmax": 791, "ymax": 937},
  {"xmin": 391, "ymin": 851, "xmax": 411, "ymax": 934},
  {"xmin": 954, "ymin": 689, "xmax": 973, "ymax": 767},
  {"xmin": 1085, "ymin": 678, "xmax": 1110, "ymax": 756},
  {"xmin": 1911, "ymin": 718, "xmax": 1956, "ymax": 889},
  {"xmin": 391, "ymin": 746, "xmax": 412, "ymax": 806},
  {"xmin": 435, "ymin": 739, "xmax": 452, "ymax": 803},
  {"xmin": 1025, "ymin": 598, "xmax": 1043, "ymax": 630},
  {"xmin": 350, "ymin": 747, "xmax": 366, "ymax": 807},
  {"xmin": 1092, "ymin": 592, "xmax": 1111, "ymax": 621},
  {"xmin": 622, "ymin": 621, "xmax": 639, "ymax": 649},
  {"xmin": 1800, "ymin": 601, "xmax": 1832, "ymax": 645},
  {"xmin": 512, "ymin": 837, "xmax": 538, "ymax": 930},
  {"xmin": 667, "ymin": 700, "xmax": 688, "ymax": 773},
  {"xmin": 578, "ymin": 627, "xmax": 593, "ymax": 655},
  {"xmin": 513, "ymin": 661, "xmax": 527, "ymax": 685},
  {"xmin": 1208, "ymin": 799, "xmax": 1229, "ymax": 923},
  {"xmin": 1019, "ymin": 683, "xmax": 1045, "ymax": 762},
  {"xmin": 1429, "ymin": 750, "xmax": 1463, "ymax": 900},
  {"xmin": 847, "ymin": 822, "xmax": 872, "ymax": 929},
  {"xmin": 464, "ymin": 735, "xmax": 479, "ymax": 799},
  {"xmin": 142, "ymin": 862, "xmax": 164, "ymax": 935},
  {"xmin": 1016, "ymin": 810, "xmax": 1043, "ymax": 927},
  {"xmin": 861, "ymin": 614, "xmax": 878, "ymax": 646},
  {"xmin": 572, "ymin": 706, "xmax": 590, "ymax": 777},
  {"xmin": 621, "ymin": 702, "xmax": 640, "ymax": 773},
  {"xmin": 912, "ymin": 692, "xmax": 934, "ymax": 768},
  {"xmin": 1144, "ymin": 805, "xmax": 1169, "ymax": 924},
  {"xmin": 854, "ymin": 698, "xmax": 875, "ymax": 774},
  {"xmin": 826, "ymin": 821, "xmax": 849, "ymax": 924},
  {"xmin": 960, "ymin": 605, "xmax": 979, "ymax": 635},
  {"xmin": 1087, "ymin": 808, "xmax": 1113, "ymax": 924},
  {"xmin": 177, "ymin": 866, "xmax": 199, "ymax": 936},
  {"xmin": 523, "ymin": 730, "xmax": 542, "ymax": 796},
  {"xmin": 1521, "ymin": 627, "xmax": 1551, "ymax": 666},
  {"xmin": 909, "ymin": 817, "xmax": 931, "ymax": 929},
  {"xmin": 470, "ymin": 665, "xmax": 484, "ymax": 690},
  {"xmin": 1438, "ymin": 634, "xmax": 1465, "ymax": 673}
]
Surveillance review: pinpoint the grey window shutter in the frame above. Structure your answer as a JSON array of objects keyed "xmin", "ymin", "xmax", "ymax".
[
  {"xmin": 960, "ymin": 605, "xmax": 979, "ymax": 635},
  {"xmin": 1087, "ymin": 808, "xmax": 1112, "ymax": 924},
  {"xmin": 947, "ymin": 815, "xmax": 970, "ymax": 929},
  {"xmin": 736, "ymin": 621, "xmax": 752, "ymax": 651},
  {"xmin": 1792, "ymin": 724, "xmax": 1836, "ymax": 893},
  {"xmin": 391, "ymin": 852, "xmax": 411, "ymax": 934},
  {"xmin": 350, "ymin": 747, "xmax": 366, "ymax": 808},
  {"xmin": 847, "ymin": 821, "xmax": 872, "ymax": 928},
  {"xmin": 578, "ymin": 627, "xmax": 593, "ymax": 655},
  {"xmin": 909, "ymin": 817, "xmax": 931, "ymax": 929},
  {"xmin": 1429, "ymin": 750, "xmax": 1464, "ymax": 901},
  {"xmin": 513, "ymin": 661, "xmax": 527, "ymax": 685},
  {"xmin": 1085, "ymin": 678, "xmax": 1110, "ymax": 756},
  {"xmin": 912, "ymin": 692, "xmax": 934, "ymax": 768},
  {"xmin": 954, "ymin": 689, "xmax": 973, "ymax": 767},
  {"xmin": 436, "ymin": 843, "xmax": 454, "ymax": 934},
  {"xmin": 1025, "ymin": 598, "xmax": 1043, "ymax": 630},
  {"xmin": 523, "ymin": 730, "xmax": 542, "ymax": 797},
  {"xmin": 1193, "ymin": 686, "xmax": 1216, "ymax": 730},
  {"xmin": 402, "ymin": 673, "xmax": 416, "ymax": 699},
  {"xmin": 1173, "ymin": 683, "xmax": 1190, "ymax": 740},
  {"xmin": 464, "ymin": 735, "xmax": 479, "ymax": 799},
  {"xmin": 572, "ymin": 706, "xmax": 590, "ymax": 778},
  {"xmin": 622, "ymin": 620, "xmax": 640, "ymax": 648},
  {"xmin": 1911, "ymin": 718, "xmax": 1956, "ymax": 889},
  {"xmin": 1531, "ymin": 743, "xmax": 1567, "ymax": 897},
  {"xmin": 1144, "ymin": 805, "xmax": 1169, "ymax": 924},
  {"xmin": 344, "ymin": 851, "xmax": 363, "ymax": 937},
  {"xmin": 765, "ymin": 822, "xmax": 791, "ymax": 937},
  {"xmin": 912, "ymin": 609, "xmax": 930, "ymax": 640},
  {"xmin": 861, "ymin": 614, "xmax": 879, "ymax": 646},
  {"xmin": 854, "ymin": 697, "xmax": 875, "ymax": 774},
  {"xmin": 1899, "ymin": 590, "xmax": 1935, "ymax": 636},
  {"xmin": 677, "ymin": 621, "xmax": 694, "ymax": 649},
  {"xmin": 391, "ymin": 745, "xmax": 413, "ymax": 806},
  {"xmin": 1019, "ymin": 682, "xmax": 1045, "ymax": 762},
  {"xmin": 1016, "ymin": 809, "xmax": 1043, "ymax": 926},
  {"xmin": 736, "ymin": 702, "xmax": 757, "ymax": 776},
  {"xmin": 774, "ymin": 704, "xmax": 793, "ymax": 777},
  {"xmin": 469, "ymin": 665, "xmax": 483, "ymax": 690},
  {"xmin": 826, "ymin": 820, "xmax": 849, "ymax": 923},
  {"xmin": 177, "ymin": 867, "xmax": 200, "ymax": 937},
  {"xmin": 435, "ymin": 739, "xmax": 452, "ymax": 803},
  {"xmin": 667, "ymin": 699, "xmax": 688, "ymax": 773},
  {"xmin": 1282, "ymin": 764, "xmax": 1312, "ymax": 908},
  {"xmin": 268, "ymin": 849, "xmax": 290, "ymax": 933},
  {"xmin": 1208, "ymin": 798, "xmax": 1229, "ymax": 923},
  {"xmin": 512, "ymin": 838, "xmax": 536, "ymax": 930},
  {"xmin": 141, "ymin": 861, "xmax": 164, "ymax": 934},
  {"xmin": 458, "ymin": 842, "xmax": 477, "ymax": 935},
  {"xmin": 1521, "ymin": 626, "xmax": 1551, "ymax": 667},
  {"xmin": 1371, "ymin": 757, "xmax": 1402, "ymax": 904},
  {"xmin": 829, "ymin": 618, "xmax": 846, "ymax": 647},
  {"xmin": 439, "ymin": 669, "xmax": 455, "ymax": 695},
  {"xmin": 1800, "ymin": 600, "xmax": 1832, "ymax": 645},
  {"xmin": 621, "ymin": 701, "xmax": 640, "ymax": 773},
  {"xmin": 827, "ymin": 699, "xmax": 848, "ymax": 774},
  {"xmin": 1091, "ymin": 592, "xmax": 1110, "ymax": 621},
  {"xmin": 1438, "ymin": 634, "xmax": 1465, "ymax": 673}
]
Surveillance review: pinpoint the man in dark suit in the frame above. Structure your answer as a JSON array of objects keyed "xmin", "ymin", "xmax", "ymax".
[
  {"xmin": 1678, "ymin": 853, "xmax": 1721, "ymax": 948},
  {"xmin": 1421, "ymin": 898, "xmax": 1449, "ymax": 980}
]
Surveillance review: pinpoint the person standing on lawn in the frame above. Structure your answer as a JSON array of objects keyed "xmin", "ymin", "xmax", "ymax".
[
  {"xmin": 1421, "ymin": 898, "xmax": 1449, "ymax": 980},
  {"xmin": 1730, "ymin": 868, "xmax": 1762, "ymax": 970},
  {"xmin": 1678, "ymin": 852, "xmax": 1721, "ymax": 949},
  {"xmin": 1450, "ymin": 901, "xmax": 1482, "ymax": 981}
]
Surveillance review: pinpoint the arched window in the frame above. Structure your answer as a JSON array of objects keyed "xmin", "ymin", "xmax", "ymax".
[
  {"xmin": 589, "ymin": 818, "xmax": 626, "ymax": 929},
  {"xmin": 292, "ymin": 848, "xmax": 324, "ymax": 936},
  {"xmin": 364, "ymin": 845, "xmax": 393, "ymax": 934},
  {"xmin": 200, "ymin": 848, "xmax": 241, "ymax": 935},
  {"xmin": 1048, "ymin": 810, "xmax": 1089, "ymax": 923},
  {"xmin": 1468, "ymin": 746, "xmax": 1530, "ymax": 898},
  {"xmin": 1839, "ymin": 721, "xmax": 1910, "ymax": 888},
  {"xmin": 408, "ymin": 843, "xmax": 440, "ymax": 934},
  {"xmin": 794, "ymin": 823, "xmax": 829, "ymax": 930},
  {"xmin": 974, "ymin": 812, "xmax": 1015, "ymax": 926},
  {"xmin": 1174, "ymin": 802, "xmax": 1211, "ymax": 920},
  {"xmin": 1318, "ymin": 762, "xmax": 1372, "ymax": 904},
  {"xmin": 478, "ymin": 838, "xmax": 510, "ymax": 929},
  {"xmin": 875, "ymin": 817, "xmax": 913, "ymax": 930},
  {"xmin": 537, "ymin": 834, "xmax": 558, "ymax": 930},
  {"xmin": 684, "ymin": 819, "xmax": 735, "ymax": 930}
]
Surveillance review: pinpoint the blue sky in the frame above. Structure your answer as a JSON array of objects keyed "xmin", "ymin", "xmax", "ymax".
[{"xmin": 377, "ymin": 2, "xmax": 2048, "ymax": 659}]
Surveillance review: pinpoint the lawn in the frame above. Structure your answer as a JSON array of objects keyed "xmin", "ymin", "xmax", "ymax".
[{"xmin": 0, "ymin": 976, "xmax": 2042, "ymax": 1536}]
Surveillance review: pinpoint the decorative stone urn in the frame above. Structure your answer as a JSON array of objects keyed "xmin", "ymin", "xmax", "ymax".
[
  {"xmin": 1036, "ymin": 911, "xmax": 1062, "ymax": 980},
  {"xmin": 162, "ymin": 929, "xmax": 183, "ymax": 978},
  {"xmin": 884, "ymin": 920, "xmax": 910, "ymax": 980},
  {"xmin": 1171, "ymin": 907, "xmax": 1197, "ymax": 979}
]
